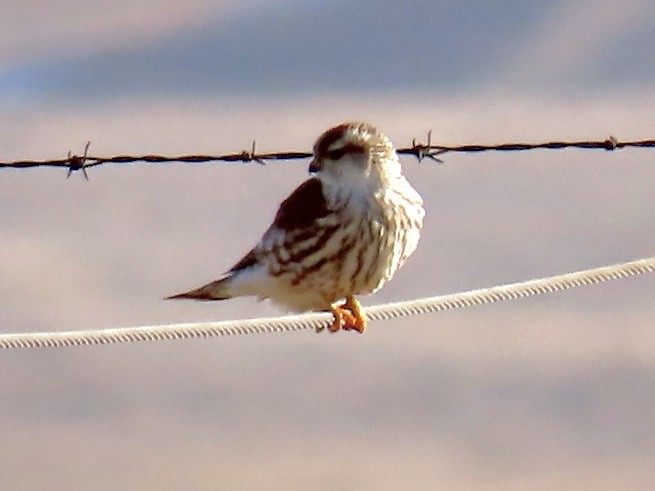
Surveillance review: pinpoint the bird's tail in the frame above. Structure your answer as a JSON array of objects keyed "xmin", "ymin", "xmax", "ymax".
[{"xmin": 165, "ymin": 275, "xmax": 233, "ymax": 301}]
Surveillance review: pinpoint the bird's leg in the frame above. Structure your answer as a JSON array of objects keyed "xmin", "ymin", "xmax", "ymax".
[
  {"xmin": 320, "ymin": 296, "xmax": 366, "ymax": 333},
  {"xmin": 342, "ymin": 295, "xmax": 366, "ymax": 333},
  {"xmin": 326, "ymin": 304, "xmax": 358, "ymax": 333}
]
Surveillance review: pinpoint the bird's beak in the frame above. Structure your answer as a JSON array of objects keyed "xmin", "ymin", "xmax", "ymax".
[{"xmin": 308, "ymin": 159, "xmax": 320, "ymax": 174}]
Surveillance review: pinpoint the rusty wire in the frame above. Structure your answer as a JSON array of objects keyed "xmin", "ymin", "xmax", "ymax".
[{"xmin": 0, "ymin": 135, "xmax": 654, "ymax": 180}]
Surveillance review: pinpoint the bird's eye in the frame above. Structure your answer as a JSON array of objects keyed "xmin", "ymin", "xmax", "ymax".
[{"xmin": 325, "ymin": 148, "xmax": 345, "ymax": 160}]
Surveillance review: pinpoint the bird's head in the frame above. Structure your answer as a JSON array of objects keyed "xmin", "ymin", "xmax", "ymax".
[{"xmin": 309, "ymin": 122, "xmax": 401, "ymax": 185}]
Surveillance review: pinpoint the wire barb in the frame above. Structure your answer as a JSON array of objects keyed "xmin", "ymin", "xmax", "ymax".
[
  {"xmin": 66, "ymin": 141, "xmax": 91, "ymax": 180},
  {"xmin": 244, "ymin": 140, "xmax": 266, "ymax": 165},
  {"xmin": 410, "ymin": 130, "xmax": 443, "ymax": 163},
  {"xmin": 1, "ymin": 255, "xmax": 653, "ymax": 349},
  {"xmin": 604, "ymin": 135, "xmax": 618, "ymax": 150}
]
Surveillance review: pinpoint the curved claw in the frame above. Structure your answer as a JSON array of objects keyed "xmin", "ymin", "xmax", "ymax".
[{"xmin": 324, "ymin": 296, "xmax": 367, "ymax": 334}]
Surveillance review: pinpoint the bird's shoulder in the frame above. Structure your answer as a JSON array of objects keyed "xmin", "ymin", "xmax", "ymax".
[{"xmin": 273, "ymin": 177, "xmax": 331, "ymax": 231}]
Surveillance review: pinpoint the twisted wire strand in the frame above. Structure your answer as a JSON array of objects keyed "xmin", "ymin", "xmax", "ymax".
[
  {"xmin": 1, "ymin": 256, "xmax": 653, "ymax": 349},
  {"xmin": 1, "ymin": 137, "xmax": 653, "ymax": 174}
]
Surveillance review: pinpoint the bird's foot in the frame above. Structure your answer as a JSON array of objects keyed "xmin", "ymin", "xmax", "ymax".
[{"xmin": 324, "ymin": 296, "xmax": 367, "ymax": 333}]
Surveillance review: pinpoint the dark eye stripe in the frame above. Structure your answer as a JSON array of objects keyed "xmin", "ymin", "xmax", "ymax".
[
  {"xmin": 323, "ymin": 143, "xmax": 366, "ymax": 160},
  {"xmin": 325, "ymin": 148, "xmax": 345, "ymax": 160}
]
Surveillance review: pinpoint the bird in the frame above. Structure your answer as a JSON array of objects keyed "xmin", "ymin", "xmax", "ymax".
[{"xmin": 167, "ymin": 122, "xmax": 424, "ymax": 333}]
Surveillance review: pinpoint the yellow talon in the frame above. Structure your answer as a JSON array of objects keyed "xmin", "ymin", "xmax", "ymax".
[
  {"xmin": 343, "ymin": 295, "xmax": 366, "ymax": 333},
  {"xmin": 322, "ymin": 296, "xmax": 366, "ymax": 334}
]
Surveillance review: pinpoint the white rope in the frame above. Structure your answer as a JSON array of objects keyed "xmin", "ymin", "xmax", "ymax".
[{"xmin": 1, "ymin": 256, "xmax": 653, "ymax": 349}]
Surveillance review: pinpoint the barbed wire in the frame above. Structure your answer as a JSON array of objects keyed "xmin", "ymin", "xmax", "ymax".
[
  {"xmin": 1, "ymin": 135, "xmax": 653, "ymax": 179},
  {"xmin": 1, "ymin": 255, "xmax": 653, "ymax": 349}
]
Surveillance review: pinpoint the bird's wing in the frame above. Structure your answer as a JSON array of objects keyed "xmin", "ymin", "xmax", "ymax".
[
  {"xmin": 272, "ymin": 177, "xmax": 330, "ymax": 231},
  {"xmin": 227, "ymin": 177, "xmax": 331, "ymax": 274}
]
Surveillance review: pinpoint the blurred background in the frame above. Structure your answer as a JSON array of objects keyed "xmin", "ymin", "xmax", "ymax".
[{"xmin": 1, "ymin": 1, "xmax": 654, "ymax": 489}]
